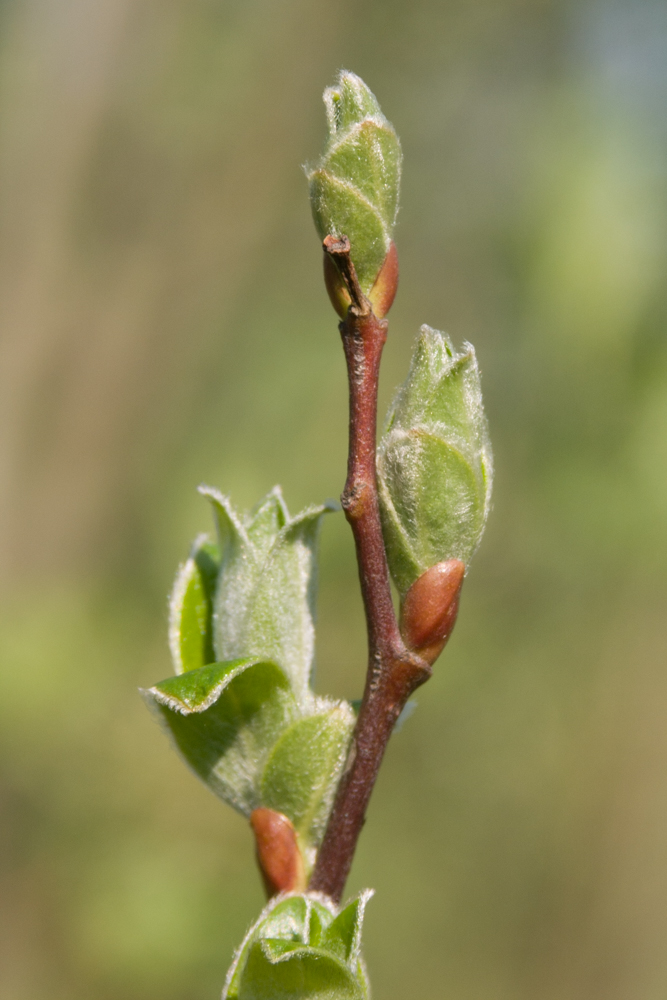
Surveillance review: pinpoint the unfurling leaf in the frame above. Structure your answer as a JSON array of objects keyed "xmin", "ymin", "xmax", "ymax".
[
  {"xmin": 223, "ymin": 892, "xmax": 373, "ymax": 1000},
  {"xmin": 308, "ymin": 70, "xmax": 402, "ymax": 309},
  {"xmin": 143, "ymin": 658, "xmax": 296, "ymax": 817},
  {"xmin": 200, "ymin": 486, "xmax": 335, "ymax": 706},
  {"xmin": 144, "ymin": 659, "xmax": 354, "ymax": 862},
  {"xmin": 377, "ymin": 325, "xmax": 493, "ymax": 597},
  {"xmin": 146, "ymin": 485, "xmax": 355, "ymax": 866}
]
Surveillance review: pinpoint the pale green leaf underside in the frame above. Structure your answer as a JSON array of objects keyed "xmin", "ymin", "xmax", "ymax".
[
  {"xmin": 383, "ymin": 328, "xmax": 490, "ymax": 458},
  {"xmin": 224, "ymin": 892, "xmax": 372, "ymax": 1000},
  {"xmin": 246, "ymin": 488, "xmax": 290, "ymax": 553},
  {"xmin": 387, "ymin": 351, "xmax": 472, "ymax": 440},
  {"xmin": 316, "ymin": 895, "xmax": 367, "ymax": 967},
  {"xmin": 199, "ymin": 487, "xmax": 333, "ymax": 705},
  {"xmin": 236, "ymin": 508, "xmax": 330, "ymax": 704}
]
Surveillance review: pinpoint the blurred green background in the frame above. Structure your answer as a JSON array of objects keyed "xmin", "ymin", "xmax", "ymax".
[{"xmin": 1, "ymin": 0, "xmax": 666, "ymax": 997}]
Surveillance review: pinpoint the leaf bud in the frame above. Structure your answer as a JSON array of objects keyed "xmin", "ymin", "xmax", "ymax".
[
  {"xmin": 378, "ymin": 326, "xmax": 493, "ymax": 597},
  {"xmin": 308, "ymin": 70, "xmax": 402, "ymax": 311},
  {"xmin": 250, "ymin": 808, "xmax": 306, "ymax": 897},
  {"xmin": 399, "ymin": 559, "xmax": 465, "ymax": 665}
]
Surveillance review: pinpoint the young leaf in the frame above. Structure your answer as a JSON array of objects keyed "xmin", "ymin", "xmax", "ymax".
[
  {"xmin": 200, "ymin": 486, "xmax": 334, "ymax": 705},
  {"xmin": 315, "ymin": 891, "xmax": 373, "ymax": 968},
  {"xmin": 377, "ymin": 325, "xmax": 493, "ymax": 596},
  {"xmin": 168, "ymin": 534, "xmax": 219, "ymax": 673},
  {"xmin": 223, "ymin": 893, "xmax": 372, "ymax": 1000},
  {"xmin": 144, "ymin": 658, "xmax": 354, "ymax": 854},
  {"xmin": 308, "ymin": 70, "xmax": 402, "ymax": 297},
  {"xmin": 238, "ymin": 941, "xmax": 362, "ymax": 1000},
  {"xmin": 143, "ymin": 659, "xmax": 297, "ymax": 816},
  {"xmin": 260, "ymin": 893, "xmax": 315, "ymax": 942},
  {"xmin": 148, "ymin": 486, "xmax": 355, "ymax": 867}
]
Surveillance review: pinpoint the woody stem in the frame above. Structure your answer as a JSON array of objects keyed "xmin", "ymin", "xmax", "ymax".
[{"xmin": 309, "ymin": 240, "xmax": 430, "ymax": 902}]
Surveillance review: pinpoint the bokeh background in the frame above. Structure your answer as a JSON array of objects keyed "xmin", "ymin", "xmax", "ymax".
[{"xmin": 1, "ymin": 0, "xmax": 666, "ymax": 997}]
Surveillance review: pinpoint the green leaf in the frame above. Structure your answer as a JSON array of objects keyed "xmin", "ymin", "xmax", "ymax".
[
  {"xmin": 260, "ymin": 704, "xmax": 355, "ymax": 852},
  {"xmin": 224, "ymin": 893, "xmax": 372, "ymax": 1000},
  {"xmin": 143, "ymin": 659, "xmax": 297, "ymax": 816},
  {"xmin": 168, "ymin": 534, "xmax": 219, "ymax": 673},
  {"xmin": 258, "ymin": 894, "xmax": 316, "ymax": 944},
  {"xmin": 239, "ymin": 941, "xmax": 362, "ymax": 999},
  {"xmin": 308, "ymin": 71, "xmax": 402, "ymax": 294},
  {"xmin": 377, "ymin": 326, "xmax": 493, "ymax": 595},
  {"xmin": 315, "ymin": 893, "xmax": 372, "ymax": 968},
  {"xmin": 201, "ymin": 486, "xmax": 334, "ymax": 705}
]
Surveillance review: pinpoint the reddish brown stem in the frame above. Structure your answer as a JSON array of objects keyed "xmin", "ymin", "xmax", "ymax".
[{"xmin": 309, "ymin": 240, "xmax": 431, "ymax": 902}]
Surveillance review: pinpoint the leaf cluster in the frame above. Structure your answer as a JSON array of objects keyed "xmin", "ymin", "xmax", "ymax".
[{"xmin": 143, "ymin": 488, "xmax": 355, "ymax": 870}]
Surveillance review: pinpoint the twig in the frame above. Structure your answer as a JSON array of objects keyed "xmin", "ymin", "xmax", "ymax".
[{"xmin": 309, "ymin": 239, "xmax": 431, "ymax": 902}]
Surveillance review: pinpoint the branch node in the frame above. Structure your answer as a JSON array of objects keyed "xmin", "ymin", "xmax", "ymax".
[{"xmin": 340, "ymin": 482, "xmax": 369, "ymax": 520}]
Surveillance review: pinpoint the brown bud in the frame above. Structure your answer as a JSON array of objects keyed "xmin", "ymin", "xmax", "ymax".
[
  {"xmin": 399, "ymin": 559, "xmax": 465, "ymax": 665},
  {"xmin": 250, "ymin": 808, "xmax": 306, "ymax": 898}
]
